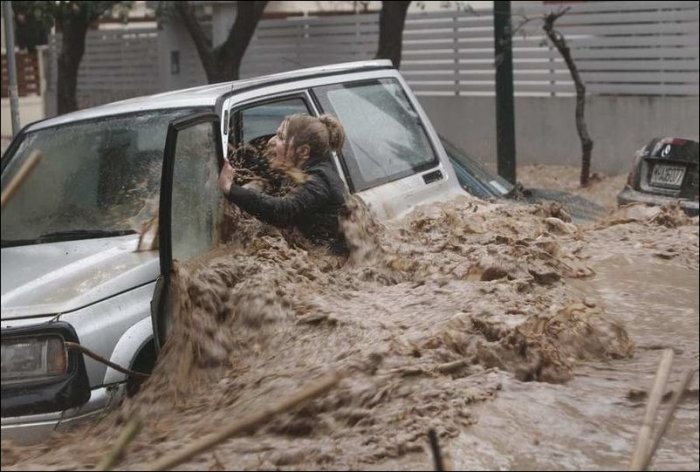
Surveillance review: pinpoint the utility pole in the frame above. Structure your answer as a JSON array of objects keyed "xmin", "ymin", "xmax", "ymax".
[
  {"xmin": 2, "ymin": 0, "xmax": 21, "ymax": 136},
  {"xmin": 493, "ymin": 0, "xmax": 516, "ymax": 184}
]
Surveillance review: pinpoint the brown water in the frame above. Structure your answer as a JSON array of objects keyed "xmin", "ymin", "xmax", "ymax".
[
  {"xmin": 453, "ymin": 237, "xmax": 699, "ymax": 471},
  {"xmin": 1, "ymin": 170, "xmax": 698, "ymax": 471}
]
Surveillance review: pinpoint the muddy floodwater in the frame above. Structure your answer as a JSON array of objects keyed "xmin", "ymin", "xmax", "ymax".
[
  {"xmin": 2, "ymin": 166, "xmax": 698, "ymax": 471},
  {"xmin": 456, "ymin": 241, "xmax": 699, "ymax": 471}
]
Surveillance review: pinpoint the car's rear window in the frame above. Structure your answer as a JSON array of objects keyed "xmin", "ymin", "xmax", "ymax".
[{"xmin": 314, "ymin": 78, "xmax": 438, "ymax": 192}]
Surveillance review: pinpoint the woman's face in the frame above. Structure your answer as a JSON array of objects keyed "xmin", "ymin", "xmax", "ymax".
[
  {"xmin": 267, "ymin": 121, "xmax": 290, "ymax": 170},
  {"xmin": 267, "ymin": 120, "xmax": 310, "ymax": 170}
]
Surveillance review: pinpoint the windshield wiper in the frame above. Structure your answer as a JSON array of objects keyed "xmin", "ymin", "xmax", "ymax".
[
  {"xmin": 39, "ymin": 229, "xmax": 137, "ymax": 240},
  {"xmin": 1, "ymin": 229, "xmax": 137, "ymax": 248}
]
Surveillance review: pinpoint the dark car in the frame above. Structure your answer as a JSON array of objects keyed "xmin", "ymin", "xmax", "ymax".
[
  {"xmin": 441, "ymin": 135, "xmax": 606, "ymax": 222},
  {"xmin": 617, "ymin": 137, "xmax": 699, "ymax": 216}
]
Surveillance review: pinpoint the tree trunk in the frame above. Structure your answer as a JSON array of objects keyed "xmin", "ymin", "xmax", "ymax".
[
  {"xmin": 174, "ymin": 1, "xmax": 216, "ymax": 82},
  {"xmin": 177, "ymin": 1, "xmax": 268, "ymax": 84},
  {"xmin": 214, "ymin": 1, "xmax": 267, "ymax": 82},
  {"xmin": 543, "ymin": 11, "xmax": 594, "ymax": 187},
  {"xmin": 375, "ymin": 1, "xmax": 411, "ymax": 69},
  {"xmin": 55, "ymin": 2, "xmax": 119, "ymax": 115},
  {"xmin": 56, "ymin": 11, "xmax": 90, "ymax": 114}
]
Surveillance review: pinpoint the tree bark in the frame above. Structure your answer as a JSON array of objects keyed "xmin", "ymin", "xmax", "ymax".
[
  {"xmin": 56, "ymin": 10, "xmax": 90, "ymax": 114},
  {"xmin": 174, "ymin": 1, "xmax": 216, "ymax": 82},
  {"xmin": 55, "ymin": 2, "xmax": 120, "ymax": 115},
  {"xmin": 375, "ymin": 1, "xmax": 411, "ymax": 69},
  {"xmin": 214, "ymin": 1, "xmax": 267, "ymax": 82},
  {"xmin": 176, "ymin": 1, "xmax": 268, "ymax": 83},
  {"xmin": 543, "ymin": 10, "xmax": 594, "ymax": 187}
]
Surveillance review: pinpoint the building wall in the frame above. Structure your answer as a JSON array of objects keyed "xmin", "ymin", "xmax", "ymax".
[
  {"xmin": 157, "ymin": 16, "xmax": 206, "ymax": 92},
  {"xmin": 420, "ymin": 95, "xmax": 700, "ymax": 176}
]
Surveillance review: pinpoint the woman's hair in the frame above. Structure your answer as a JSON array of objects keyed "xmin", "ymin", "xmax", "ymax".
[{"xmin": 283, "ymin": 113, "xmax": 345, "ymax": 158}]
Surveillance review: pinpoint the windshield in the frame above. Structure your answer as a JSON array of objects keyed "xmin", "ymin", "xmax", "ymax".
[
  {"xmin": 440, "ymin": 134, "xmax": 513, "ymax": 198},
  {"xmin": 1, "ymin": 109, "xmax": 200, "ymax": 247}
]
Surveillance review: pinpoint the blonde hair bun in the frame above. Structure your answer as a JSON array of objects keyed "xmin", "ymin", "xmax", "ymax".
[{"xmin": 318, "ymin": 114, "xmax": 345, "ymax": 152}]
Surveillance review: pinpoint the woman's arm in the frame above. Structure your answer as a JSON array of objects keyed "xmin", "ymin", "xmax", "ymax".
[{"xmin": 226, "ymin": 172, "xmax": 330, "ymax": 227}]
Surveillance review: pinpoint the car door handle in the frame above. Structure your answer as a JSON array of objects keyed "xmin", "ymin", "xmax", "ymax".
[{"xmin": 422, "ymin": 170, "xmax": 443, "ymax": 184}]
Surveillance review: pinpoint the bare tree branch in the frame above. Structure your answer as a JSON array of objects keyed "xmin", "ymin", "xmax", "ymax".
[{"xmin": 543, "ymin": 8, "xmax": 594, "ymax": 187}]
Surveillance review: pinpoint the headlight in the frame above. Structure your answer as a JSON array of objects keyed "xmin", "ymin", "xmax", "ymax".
[{"xmin": 1, "ymin": 335, "xmax": 67, "ymax": 384}]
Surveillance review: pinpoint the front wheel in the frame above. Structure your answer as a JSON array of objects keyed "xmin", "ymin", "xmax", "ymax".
[{"xmin": 126, "ymin": 340, "xmax": 157, "ymax": 396}]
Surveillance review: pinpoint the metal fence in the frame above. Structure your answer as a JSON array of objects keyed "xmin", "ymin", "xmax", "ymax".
[
  {"xmin": 47, "ymin": 27, "xmax": 160, "ymax": 110},
  {"xmin": 46, "ymin": 0, "xmax": 698, "ymax": 109},
  {"xmin": 242, "ymin": 1, "xmax": 699, "ymax": 97},
  {"xmin": 400, "ymin": 0, "xmax": 699, "ymax": 96},
  {"xmin": 241, "ymin": 13, "xmax": 380, "ymax": 77}
]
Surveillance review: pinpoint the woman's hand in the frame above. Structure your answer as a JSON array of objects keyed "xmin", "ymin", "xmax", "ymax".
[{"xmin": 218, "ymin": 160, "xmax": 236, "ymax": 194}]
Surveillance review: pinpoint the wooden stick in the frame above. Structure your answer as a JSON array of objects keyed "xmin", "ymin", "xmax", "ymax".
[
  {"xmin": 640, "ymin": 369, "xmax": 697, "ymax": 471},
  {"xmin": 629, "ymin": 349, "xmax": 674, "ymax": 471},
  {"xmin": 144, "ymin": 371, "xmax": 341, "ymax": 471},
  {"xmin": 428, "ymin": 428, "xmax": 444, "ymax": 472},
  {"xmin": 435, "ymin": 359, "xmax": 467, "ymax": 374},
  {"xmin": 96, "ymin": 417, "xmax": 142, "ymax": 471},
  {"xmin": 65, "ymin": 341, "xmax": 150, "ymax": 381},
  {"xmin": 1, "ymin": 149, "xmax": 42, "ymax": 208}
]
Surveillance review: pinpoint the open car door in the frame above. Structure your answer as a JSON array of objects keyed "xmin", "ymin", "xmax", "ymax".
[{"xmin": 151, "ymin": 112, "xmax": 224, "ymax": 351}]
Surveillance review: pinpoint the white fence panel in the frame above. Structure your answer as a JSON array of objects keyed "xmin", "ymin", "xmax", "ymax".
[
  {"xmin": 48, "ymin": 28, "xmax": 161, "ymax": 109},
  {"xmin": 241, "ymin": 13, "xmax": 379, "ymax": 79},
  {"xmin": 402, "ymin": 1, "xmax": 699, "ymax": 97},
  {"xmin": 47, "ymin": 1, "xmax": 698, "ymax": 109}
]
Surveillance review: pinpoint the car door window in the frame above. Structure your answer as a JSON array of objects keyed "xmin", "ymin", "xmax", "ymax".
[
  {"xmin": 158, "ymin": 114, "xmax": 222, "ymax": 270},
  {"xmin": 313, "ymin": 78, "xmax": 438, "ymax": 192},
  {"xmin": 169, "ymin": 121, "xmax": 222, "ymax": 262},
  {"xmin": 231, "ymin": 97, "xmax": 311, "ymax": 149}
]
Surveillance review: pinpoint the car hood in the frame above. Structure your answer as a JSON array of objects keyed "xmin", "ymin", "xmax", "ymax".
[{"xmin": 1, "ymin": 235, "xmax": 159, "ymax": 320}]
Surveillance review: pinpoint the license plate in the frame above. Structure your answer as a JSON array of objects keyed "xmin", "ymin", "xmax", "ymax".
[{"xmin": 650, "ymin": 164, "xmax": 685, "ymax": 187}]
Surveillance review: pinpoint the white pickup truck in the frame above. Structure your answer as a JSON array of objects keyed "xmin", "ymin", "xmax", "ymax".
[{"xmin": 1, "ymin": 60, "xmax": 466, "ymax": 443}]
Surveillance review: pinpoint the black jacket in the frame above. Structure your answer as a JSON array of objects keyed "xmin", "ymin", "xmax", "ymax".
[{"xmin": 226, "ymin": 155, "xmax": 348, "ymax": 253}]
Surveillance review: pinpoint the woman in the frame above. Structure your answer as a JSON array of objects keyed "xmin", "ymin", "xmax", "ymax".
[{"xmin": 218, "ymin": 113, "xmax": 349, "ymax": 255}]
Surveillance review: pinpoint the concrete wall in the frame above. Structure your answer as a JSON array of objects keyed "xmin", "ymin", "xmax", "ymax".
[
  {"xmin": 157, "ymin": 15, "xmax": 206, "ymax": 92},
  {"xmin": 419, "ymin": 95, "xmax": 700, "ymax": 176},
  {"xmin": 1, "ymin": 96, "xmax": 44, "ymax": 138}
]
